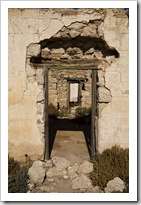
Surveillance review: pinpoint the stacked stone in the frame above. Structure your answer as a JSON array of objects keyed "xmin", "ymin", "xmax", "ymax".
[
  {"xmin": 28, "ymin": 157, "xmax": 99, "ymax": 193},
  {"xmin": 41, "ymin": 44, "xmax": 104, "ymax": 61},
  {"xmin": 26, "ymin": 44, "xmax": 45, "ymax": 139},
  {"xmin": 49, "ymin": 69, "xmax": 92, "ymax": 109},
  {"xmin": 28, "ymin": 157, "xmax": 125, "ymax": 193}
]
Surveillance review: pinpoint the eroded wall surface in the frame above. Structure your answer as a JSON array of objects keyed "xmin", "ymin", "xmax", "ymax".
[
  {"xmin": 8, "ymin": 8, "xmax": 129, "ymax": 161},
  {"xmin": 98, "ymin": 10, "xmax": 129, "ymax": 152}
]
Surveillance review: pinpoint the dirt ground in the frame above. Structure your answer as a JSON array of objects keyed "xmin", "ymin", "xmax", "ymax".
[{"xmin": 51, "ymin": 131, "xmax": 90, "ymax": 165}]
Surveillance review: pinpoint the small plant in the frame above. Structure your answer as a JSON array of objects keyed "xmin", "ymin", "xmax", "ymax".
[
  {"xmin": 48, "ymin": 103, "xmax": 58, "ymax": 119},
  {"xmin": 75, "ymin": 107, "xmax": 91, "ymax": 118},
  {"xmin": 8, "ymin": 155, "xmax": 29, "ymax": 193},
  {"xmin": 8, "ymin": 155, "xmax": 20, "ymax": 177},
  {"xmin": 89, "ymin": 146, "xmax": 129, "ymax": 191},
  {"xmin": 58, "ymin": 106, "xmax": 69, "ymax": 117}
]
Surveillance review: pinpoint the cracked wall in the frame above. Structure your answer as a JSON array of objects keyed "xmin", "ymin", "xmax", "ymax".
[{"xmin": 8, "ymin": 8, "xmax": 129, "ymax": 161}]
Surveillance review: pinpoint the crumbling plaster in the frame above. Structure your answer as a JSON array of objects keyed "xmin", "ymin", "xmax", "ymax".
[{"xmin": 8, "ymin": 8, "xmax": 129, "ymax": 161}]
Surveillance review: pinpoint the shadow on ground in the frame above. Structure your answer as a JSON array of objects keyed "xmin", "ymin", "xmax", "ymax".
[{"xmin": 48, "ymin": 115, "xmax": 92, "ymax": 159}]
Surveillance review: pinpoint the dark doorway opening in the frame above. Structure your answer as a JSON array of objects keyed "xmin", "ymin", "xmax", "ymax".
[{"xmin": 49, "ymin": 116, "xmax": 92, "ymax": 158}]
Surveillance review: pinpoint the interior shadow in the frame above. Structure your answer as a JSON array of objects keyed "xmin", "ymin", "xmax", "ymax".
[{"xmin": 48, "ymin": 115, "xmax": 92, "ymax": 158}]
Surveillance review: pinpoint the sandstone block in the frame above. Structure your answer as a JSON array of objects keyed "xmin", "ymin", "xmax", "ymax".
[
  {"xmin": 81, "ymin": 24, "xmax": 97, "ymax": 37},
  {"xmin": 106, "ymin": 55, "xmax": 115, "ymax": 64},
  {"xmin": 82, "ymin": 91, "xmax": 90, "ymax": 97},
  {"xmin": 45, "ymin": 160, "xmax": 53, "ymax": 169},
  {"xmin": 94, "ymin": 51, "xmax": 103, "ymax": 59},
  {"xmin": 37, "ymin": 113, "xmax": 45, "ymax": 124},
  {"xmin": 69, "ymin": 29, "xmax": 81, "ymax": 38},
  {"xmin": 98, "ymin": 103, "xmax": 107, "ymax": 117},
  {"xmin": 104, "ymin": 177, "xmax": 125, "ymax": 193},
  {"xmin": 97, "ymin": 70, "xmax": 105, "ymax": 86},
  {"xmin": 85, "ymin": 48, "xmax": 94, "ymax": 54},
  {"xmin": 97, "ymin": 22, "xmax": 104, "ymax": 37},
  {"xmin": 27, "ymin": 43, "xmax": 41, "ymax": 57},
  {"xmin": 28, "ymin": 182, "xmax": 35, "ymax": 191},
  {"xmin": 37, "ymin": 103, "xmax": 44, "ymax": 114},
  {"xmin": 78, "ymin": 160, "xmax": 93, "ymax": 174},
  {"xmin": 39, "ymin": 18, "xmax": 64, "ymax": 40},
  {"xmin": 67, "ymin": 163, "xmax": 79, "ymax": 179},
  {"xmin": 98, "ymin": 87, "xmax": 112, "ymax": 103},
  {"xmin": 68, "ymin": 22, "xmax": 85, "ymax": 30},
  {"xmin": 51, "ymin": 48, "xmax": 65, "ymax": 54},
  {"xmin": 82, "ymin": 54, "xmax": 94, "ymax": 60},
  {"xmin": 37, "ymin": 92, "xmax": 44, "ymax": 102},
  {"xmin": 71, "ymin": 174, "xmax": 93, "ymax": 190},
  {"xmin": 28, "ymin": 160, "xmax": 46, "ymax": 185},
  {"xmin": 46, "ymin": 167, "xmax": 66, "ymax": 179},
  {"xmin": 66, "ymin": 47, "xmax": 82, "ymax": 54},
  {"xmin": 51, "ymin": 83, "xmax": 57, "ymax": 90},
  {"xmin": 52, "ymin": 157, "xmax": 70, "ymax": 171},
  {"xmin": 26, "ymin": 64, "xmax": 36, "ymax": 77},
  {"xmin": 60, "ymin": 53, "xmax": 70, "ymax": 59},
  {"xmin": 49, "ymin": 90, "xmax": 57, "ymax": 95},
  {"xmin": 27, "ymin": 76, "xmax": 36, "ymax": 83},
  {"xmin": 36, "ymin": 75, "xmax": 44, "ymax": 85},
  {"xmin": 41, "ymin": 47, "xmax": 51, "ymax": 58},
  {"xmin": 37, "ymin": 123, "xmax": 44, "ymax": 133},
  {"xmin": 36, "ymin": 68, "xmax": 44, "ymax": 76}
]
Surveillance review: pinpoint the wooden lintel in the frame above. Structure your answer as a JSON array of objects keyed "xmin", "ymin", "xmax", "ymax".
[{"xmin": 32, "ymin": 59, "xmax": 108, "ymax": 70}]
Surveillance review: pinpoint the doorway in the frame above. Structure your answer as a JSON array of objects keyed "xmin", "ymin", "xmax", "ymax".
[{"xmin": 44, "ymin": 67, "xmax": 97, "ymax": 161}]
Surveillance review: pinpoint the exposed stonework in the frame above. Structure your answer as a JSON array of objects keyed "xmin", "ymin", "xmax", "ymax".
[
  {"xmin": 98, "ymin": 87, "xmax": 112, "ymax": 103},
  {"xmin": 27, "ymin": 43, "xmax": 41, "ymax": 57},
  {"xmin": 28, "ymin": 158, "xmax": 98, "ymax": 193},
  {"xmin": 28, "ymin": 160, "xmax": 46, "ymax": 185},
  {"xmin": 71, "ymin": 174, "xmax": 93, "ymax": 190},
  {"xmin": 104, "ymin": 177, "xmax": 125, "ymax": 193},
  {"xmin": 8, "ymin": 8, "xmax": 129, "ymax": 161},
  {"xmin": 27, "ymin": 158, "xmax": 126, "ymax": 193},
  {"xmin": 52, "ymin": 157, "xmax": 70, "ymax": 171},
  {"xmin": 77, "ymin": 160, "xmax": 93, "ymax": 174}
]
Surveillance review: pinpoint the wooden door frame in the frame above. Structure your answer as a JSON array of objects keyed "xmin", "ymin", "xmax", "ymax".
[{"xmin": 44, "ymin": 66, "xmax": 97, "ymax": 160}]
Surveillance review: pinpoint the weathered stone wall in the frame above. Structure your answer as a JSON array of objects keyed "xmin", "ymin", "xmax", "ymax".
[
  {"xmin": 97, "ymin": 9, "xmax": 129, "ymax": 152},
  {"xmin": 8, "ymin": 8, "xmax": 129, "ymax": 161},
  {"xmin": 48, "ymin": 69, "xmax": 92, "ymax": 109}
]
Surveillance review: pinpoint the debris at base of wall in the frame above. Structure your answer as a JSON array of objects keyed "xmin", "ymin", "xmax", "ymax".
[
  {"xmin": 27, "ymin": 157, "xmax": 126, "ymax": 193},
  {"xmin": 104, "ymin": 177, "xmax": 125, "ymax": 193}
]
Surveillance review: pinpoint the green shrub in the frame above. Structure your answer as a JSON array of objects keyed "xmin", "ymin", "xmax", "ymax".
[
  {"xmin": 8, "ymin": 155, "xmax": 20, "ymax": 177},
  {"xmin": 58, "ymin": 106, "xmax": 69, "ymax": 117},
  {"xmin": 8, "ymin": 155, "xmax": 28, "ymax": 193},
  {"xmin": 75, "ymin": 107, "xmax": 91, "ymax": 118},
  {"xmin": 89, "ymin": 146, "xmax": 129, "ymax": 190},
  {"xmin": 48, "ymin": 103, "xmax": 58, "ymax": 119}
]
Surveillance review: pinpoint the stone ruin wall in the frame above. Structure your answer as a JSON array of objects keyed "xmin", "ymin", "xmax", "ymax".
[
  {"xmin": 48, "ymin": 69, "xmax": 92, "ymax": 109},
  {"xmin": 8, "ymin": 8, "xmax": 129, "ymax": 162}
]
